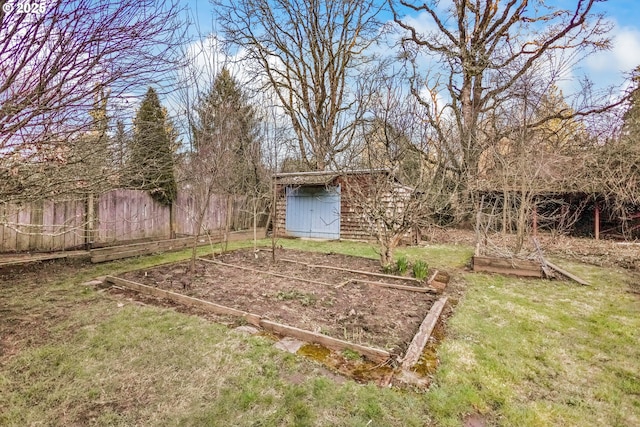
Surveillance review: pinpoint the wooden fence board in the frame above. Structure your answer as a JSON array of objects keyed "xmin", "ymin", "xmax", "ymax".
[
  {"xmin": 0, "ymin": 204, "xmax": 4, "ymax": 251},
  {"xmin": 52, "ymin": 201, "xmax": 65, "ymax": 250},
  {"xmin": 16, "ymin": 206, "xmax": 30, "ymax": 251},
  {"xmin": 1, "ymin": 189, "xmax": 264, "ymax": 253},
  {"xmin": 41, "ymin": 200, "xmax": 54, "ymax": 251}
]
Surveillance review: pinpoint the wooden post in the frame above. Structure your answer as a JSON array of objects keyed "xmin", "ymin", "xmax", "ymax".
[
  {"xmin": 594, "ymin": 202, "xmax": 600, "ymax": 240},
  {"xmin": 169, "ymin": 201, "xmax": 176, "ymax": 239},
  {"xmin": 85, "ymin": 193, "xmax": 95, "ymax": 249},
  {"xmin": 271, "ymin": 175, "xmax": 277, "ymax": 262}
]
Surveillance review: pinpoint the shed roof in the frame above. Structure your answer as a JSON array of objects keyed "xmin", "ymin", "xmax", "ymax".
[
  {"xmin": 274, "ymin": 169, "xmax": 392, "ymax": 186},
  {"xmin": 274, "ymin": 172, "xmax": 340, "ymax": 186}
]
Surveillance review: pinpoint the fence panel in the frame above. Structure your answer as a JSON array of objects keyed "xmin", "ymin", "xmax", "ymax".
[
  {"xmin": 0, "ymin": 199, "xmax": 86, "ymax": 252},
  {"xmin": 0, "ymin": 189, "xmax": 266, "ymax": 253},
  {"xmin": 95, "ymin": 189, "xmax": 171, "ymax": 244}
]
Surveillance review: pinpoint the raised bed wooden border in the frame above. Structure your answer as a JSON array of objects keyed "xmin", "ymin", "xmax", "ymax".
[
  {"xmin": 401, "ymin": 296, "xmax": 448, "ymax": 370},
  {"xmin": 199, "ymin": 257, "xmax": 437, "ymax": 294},
  {"xmin": 472, "ymin": 255, "xmax": 543, "ymax": 278}
]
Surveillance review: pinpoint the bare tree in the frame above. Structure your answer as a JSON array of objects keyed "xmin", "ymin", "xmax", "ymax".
[
  {"xmin": 347, "ymin": 72, "xmax": 454, "ymax": 267},
  {"xmin": 182, "ymin": 66, "xmax": 266, "ymax": 272},
  {"xmin": 474, "ymin": 78, "xmax": 594, "ymax": 256},
  {"xmin": 390, "ymin": 0, "xmax": 617, "ymax": 218},
  {"xmin": 213, "ymin": 0, "xmax": 385, "ymax": 170},
  {"xmin": 588, "ymin": 67, "xmax": 640, "ymax": 238},
  {"xmin": 0, "ymin": 0, "xmax": 186, "ymax": 203}
]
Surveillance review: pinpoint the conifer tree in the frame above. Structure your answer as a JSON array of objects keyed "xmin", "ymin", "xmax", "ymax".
[
  {"xmin": 130, "ymin": 87, "xmax": 177, "ymax": 205},
  {"xmin": 192, "ymin": 68, "xmax": 262, "ymax": 194},
  {"xmin": 113, "ymin": 120, "xmax": 129, "ymax": 171}
]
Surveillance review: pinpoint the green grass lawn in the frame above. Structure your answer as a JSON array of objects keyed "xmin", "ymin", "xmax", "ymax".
[{"xmin": 1, "ymin": 238, "xmax": 638, "ymax": 426}]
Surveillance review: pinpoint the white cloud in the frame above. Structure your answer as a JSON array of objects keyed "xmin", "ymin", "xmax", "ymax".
[{"xmin": 585, "ymin": 24, "xmax": 640, "ymax": 85}]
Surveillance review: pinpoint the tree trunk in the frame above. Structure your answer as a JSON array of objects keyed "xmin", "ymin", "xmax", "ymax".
[{"xmin": 190, "ymin": 186, "xmax": 214, "ymax": 275}]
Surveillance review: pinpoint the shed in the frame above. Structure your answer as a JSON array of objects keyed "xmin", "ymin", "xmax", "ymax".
[{"xmin": 274, "ymin": 169, "xmax": 405, "ymax": 240}]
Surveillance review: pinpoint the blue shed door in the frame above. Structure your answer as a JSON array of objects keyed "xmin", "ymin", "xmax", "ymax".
[{"xmin": 285, "ymin": 186, "xmax": 340, "ymax": 239}]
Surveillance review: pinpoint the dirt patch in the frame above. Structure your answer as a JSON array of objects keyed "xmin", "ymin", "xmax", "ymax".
[{"xmin": 117, "ymin": 248, "xmax": 436, "ymax": 355}]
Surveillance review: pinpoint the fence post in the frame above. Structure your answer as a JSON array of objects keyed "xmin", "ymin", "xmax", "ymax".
[
  {"xmin": 170, "ymin": 201, "xmax": 176, "ymax": 239},
  {"xmin": 594, "ymin": 202, "xmax": 600, "ymax": 240},
  {"xmin": 85, "ymin": 193, "xmax": 95, "ymax": 249}
]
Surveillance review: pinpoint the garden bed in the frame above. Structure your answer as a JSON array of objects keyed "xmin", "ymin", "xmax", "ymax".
[{"xmin": 115, "ymin": 248, "xmax": 439, "ymax": 358}]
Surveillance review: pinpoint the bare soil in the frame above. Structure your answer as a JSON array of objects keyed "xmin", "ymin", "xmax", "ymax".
[{"xmin": 117, "ymin": 248, "xmax": 436, "ymax": 354}]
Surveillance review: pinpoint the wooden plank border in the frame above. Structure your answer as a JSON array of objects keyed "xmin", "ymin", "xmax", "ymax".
[
  {"xmin": 544, "ymin": 260, "xmax": 590, "ymax": 286},
  {"xmin": 0, "ymin": 251, "xmax": 89, "ymax": 267},
  {"xmin": 104, "ymin": 275, "xmax": 392, "ymax": 363},
  {"xmin": 260, "ymin": 320, "xmax": 391, "ymax": 363},
  {"xmin": 472, "ymin": 255, "xmax": 543, "ymax": 278},
  {"xmin": 91, "ymin": 237, "xmax": 195, "ymax": 263},
  {"xmin": 280, "ymin": 258, "xmax": 424, "ymax": 284},
  {"xmin": 351, "ymin": 279, "xmax": 436, "ymax": 294},
  {"xmin": 401, "ymin": 296, "xmax": 448, "ymax": 370}
]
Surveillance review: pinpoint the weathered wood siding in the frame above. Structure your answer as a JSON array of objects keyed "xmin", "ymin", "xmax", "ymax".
[
  {"xmin": 274, "ymin": 173, "xmax": 403, "ymax": 240},
  {"xmin": 338, "ymin": 175, "xmax": 375, "ymax": 240}
]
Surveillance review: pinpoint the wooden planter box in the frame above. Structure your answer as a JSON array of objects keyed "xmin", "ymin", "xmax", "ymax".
[{"xmin": 472, "ymin": 255, "xmax": 543, "ymax": 278}]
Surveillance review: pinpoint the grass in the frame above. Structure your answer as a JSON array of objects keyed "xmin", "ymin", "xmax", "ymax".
[
  {"xmin": 427, "ymin": 265, "xmax": 640, "ymax": 426},
  {"xmin": 1, "ymin": 238, "xmax": 639, "ymax": 426}
]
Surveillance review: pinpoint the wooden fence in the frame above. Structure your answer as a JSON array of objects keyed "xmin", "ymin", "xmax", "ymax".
[{"xmin": 0, "ymin": 189, "xmax": 267, "ymax": 253}]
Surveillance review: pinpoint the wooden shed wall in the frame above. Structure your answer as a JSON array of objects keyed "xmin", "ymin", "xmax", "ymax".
[
  {"xmin": 337, "ymin": 175, "xmax": 376, "ymax": 240},
  {"xmin": 274, "ymin": 174, "xmax": 402, "ymax": 241}
]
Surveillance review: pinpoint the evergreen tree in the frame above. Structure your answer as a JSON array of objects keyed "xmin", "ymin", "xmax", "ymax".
[
  {"xmin": 130, "ymin": 87, "xmax": 177, "ymax": 205},
  {"xmin": 87, "ymin": 85, "xmax": 111, "ymax": 174},
  {"xmin": 113, "ymin": 119, "xmax": 129, "ymax": 171},
  {"xmin": 88, "ymin": 85, "xmax": 109, "ymax": 148},
  {"xmin": 192, "ymin": 68, "xmax": 262, "ymax": 194}
]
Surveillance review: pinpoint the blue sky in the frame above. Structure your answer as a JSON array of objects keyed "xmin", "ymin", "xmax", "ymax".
[{"xmin": 182, "ymin": 0, "xmax": 640, "ymax": 93}]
